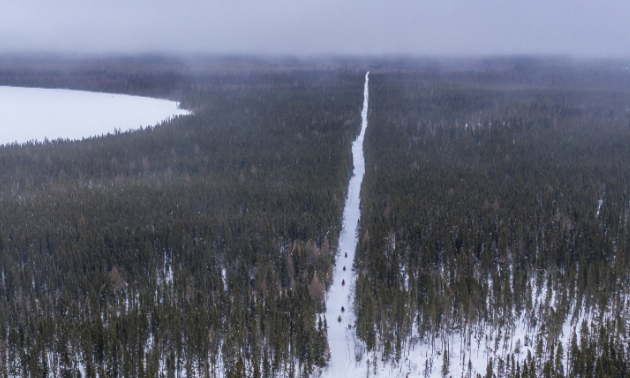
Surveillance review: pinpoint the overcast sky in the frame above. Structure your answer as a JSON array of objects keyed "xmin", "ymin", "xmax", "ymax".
[{"xmin": 1, "ymin": 0, "xmax": 629, "ymax": 57}]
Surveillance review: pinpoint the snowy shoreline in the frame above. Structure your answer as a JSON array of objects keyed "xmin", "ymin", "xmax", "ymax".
[{"xmin": 0, "ymin": 86, "xmax": 190, "ymax": 146}]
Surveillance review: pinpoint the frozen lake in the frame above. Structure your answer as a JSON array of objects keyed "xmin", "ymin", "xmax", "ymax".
[{"xmin": 0, "ymin": 86, "xmax": 190, "ymax": 146}]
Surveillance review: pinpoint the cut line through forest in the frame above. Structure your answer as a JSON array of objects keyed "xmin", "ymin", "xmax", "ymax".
[{"xmin": 324, "ymin": 71, "xmax": 369, "ymax": 377}]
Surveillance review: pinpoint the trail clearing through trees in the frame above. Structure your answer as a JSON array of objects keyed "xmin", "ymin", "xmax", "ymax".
[{"xmin": 324, "ymin": 72, "xmax": 369, "ymax": 377}]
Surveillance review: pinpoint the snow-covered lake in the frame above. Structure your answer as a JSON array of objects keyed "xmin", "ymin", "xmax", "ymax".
[{"xmin": 0, "ymin": 86, "xmax": 190, "ymax": 146}]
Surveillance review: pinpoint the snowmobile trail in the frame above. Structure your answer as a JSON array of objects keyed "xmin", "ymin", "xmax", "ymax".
[{"xmin": 324, "ymin": 72, "xmax": 369, "ymax": 378}]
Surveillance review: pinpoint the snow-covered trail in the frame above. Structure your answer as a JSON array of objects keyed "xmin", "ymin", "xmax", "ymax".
[{"xmin": 324, "ymin": 72, "xmax": 369, "ymax": 377}]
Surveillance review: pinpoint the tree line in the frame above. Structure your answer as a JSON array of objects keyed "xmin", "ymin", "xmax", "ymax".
[
  {"xmin": 354, "ymin": 65, "xmax": 630, "ymax": 377},
  {"xmin": 0, "ymin": 64, "xmax": 364, "ymax": 377}
]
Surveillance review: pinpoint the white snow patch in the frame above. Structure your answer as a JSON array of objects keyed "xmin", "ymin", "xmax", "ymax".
[
  {"xmin": 222, "ymin": 268, "xmax": 227, "ymax": 291},
  {"xmin": 0, "ymin": 86, "xmax": 191, "ymax": 146}
]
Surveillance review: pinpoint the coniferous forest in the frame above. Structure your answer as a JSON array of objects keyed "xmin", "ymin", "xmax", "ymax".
[
  {"xmin": 2, "ymin": 56, "xmax": 630, "ymax": 378},
  {"xmin": 354, "ymin": 61, "xmax": 630, "ymax": 377},
  {"xmin": 0, "ymin": 57, "xmax": 364, "ymax": 377}
]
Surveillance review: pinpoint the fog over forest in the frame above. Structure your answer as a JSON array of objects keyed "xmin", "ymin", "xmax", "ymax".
[
  {"xmin": 1, "ymin": 0, "xmax": 630, "ymax": 57},
  {"xmin": 2, "ymin": 1, "xmax": 630, "ymax": 378}
]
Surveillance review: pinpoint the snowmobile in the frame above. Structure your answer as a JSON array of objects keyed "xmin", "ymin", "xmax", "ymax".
[
  {"xmin": 338, "ymin": 316, "xmax": 342, "ymax": 322},
  {"xmin": 345, "ymin": 252, "xmax": 348, "ymax": 258},
  {"xmin": 343, "ymin": 266, "xmax": 346, "ymax": 271},
  {"xmin": 341, "ymin": 306, "xmax": 345, "ymax": 312},
  {"xmin": 342, "ymin": 279, "xmax": 345, "ymax": 286}
]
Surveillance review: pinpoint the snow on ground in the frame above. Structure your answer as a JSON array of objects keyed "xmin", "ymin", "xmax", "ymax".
[
  {"xmin": 0, "ymin": 86, "xmax": 190, "ymax": 146},
  {"xmin": 324, "ymin": 272, "xmax": 597, "ymax": 378},
  {"xmin": 320, "ymin": 72, "xmax": 601, "ymax": 378},
  {"xmin": 323, "ymin": 72, "xmax": 369, "ymax": 377}
]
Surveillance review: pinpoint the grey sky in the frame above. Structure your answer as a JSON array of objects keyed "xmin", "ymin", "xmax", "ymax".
[{"xmin": 1, "ymin": 0, "xmax": 629, "ymax": 57}]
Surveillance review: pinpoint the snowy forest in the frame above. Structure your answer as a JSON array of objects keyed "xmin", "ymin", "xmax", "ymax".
[
  {"xmin": 0, "ymin": 57, "xmax": 364, "ymax": 377},
  {"xmin": 355, "ymin": 61, "xmax": 630, "ymax": 377},
  {"xmin": 1, "ymin": 56, "xmax": 630, "ymax": 378}
]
